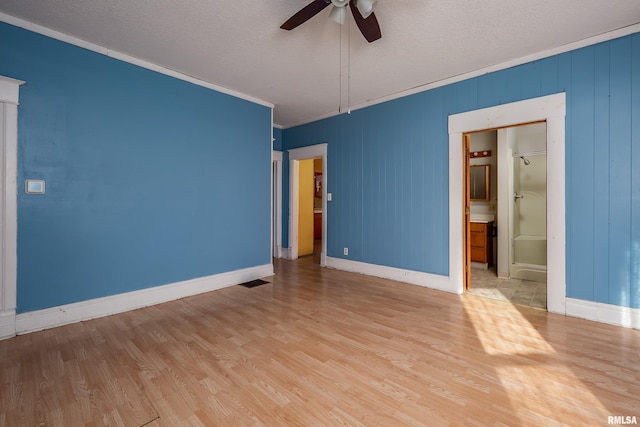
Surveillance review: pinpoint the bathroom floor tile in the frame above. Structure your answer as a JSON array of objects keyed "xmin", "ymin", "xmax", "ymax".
[{"xmin": 467, "ymin": 267, "xmax": 547, "ymax": 310}]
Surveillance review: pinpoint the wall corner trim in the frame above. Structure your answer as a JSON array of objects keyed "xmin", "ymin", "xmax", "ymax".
[
  {"xmin": 325, "ymin": 256, "xmax": 457, "ymax": 294},
  {"xmin": 13, "ymin": 264, "xmax": 274, "ymax": 336}
]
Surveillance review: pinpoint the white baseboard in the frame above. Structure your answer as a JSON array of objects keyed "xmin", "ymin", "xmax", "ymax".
[
  {"xmin": 274, "ymin": 245, "xmax": 284, "ymax": 259},
  {"xmin": 324, "ymin": 258, "xmax": 640, "ymax": 330},
  {"xmin": 0, "ymin": 309, "xmax": 16, "ymax": 340},
  {"xmin": 325, "ymin": 256, "xmax": 456, "ymax": 293},
  {"xmin": 566, "ymin": 298, "xmax": 640, "ymax": 330},
  {"xmin": 14, "ymin": 263, "xmax": 274, "ymax": 335},
  {"xmin": 279, "ymin": 247, "xmax": 291, "ymax": 260},
  {"xmin": 8, "ymin": 262, "xmax": 639, "ymax": 338}
]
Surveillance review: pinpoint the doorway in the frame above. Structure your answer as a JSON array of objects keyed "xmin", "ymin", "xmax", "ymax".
[
  {"xmin": 448, "ymin": 93, "xmax": 566, "ymax": 315},
  {"xmin": 296, "ymin": 158, "xmax": 319, "ymax": 258},
  {"xmin": 288, "ymin": 143, "xmax": 328, "ymax": 265},
  {"xmin": 464, "ymin": 123, "xmax": 548, "ymax": 309}
]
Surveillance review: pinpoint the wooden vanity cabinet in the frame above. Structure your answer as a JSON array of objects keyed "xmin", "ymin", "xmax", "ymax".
[{"xmin": 470, "ymin": 221, "xmax": 493, "ymax": 266}]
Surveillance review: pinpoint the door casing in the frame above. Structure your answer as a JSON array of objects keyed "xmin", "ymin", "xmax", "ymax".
[
  {"xmin": 449, "ymin": 93, "xmax": 566, "ymax": 315},
  {"xmin": 0, "ymin": 76, "xmax": 22, "ymax": 340},
  {"xmin": 288, "ymin": 143, "xmax": 328, "ymax": 265}
]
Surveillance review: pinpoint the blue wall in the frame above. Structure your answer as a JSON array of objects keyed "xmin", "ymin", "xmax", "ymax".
[
  {"xmin": 0, "ymin": 23, "xmax": 273, "ymax": 313},
  {"xmin": 283, "ymin": 32, "xmax": 640, "ymax": 309},
  {"xmin": 273, "ymin": 127, "xmax": 283, "ymax": 151}
]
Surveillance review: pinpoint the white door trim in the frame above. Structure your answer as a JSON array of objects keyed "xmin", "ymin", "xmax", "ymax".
[
  {"xmin": 272, "ymin": 150, "xmax": 283, "ymax": 258},
  {"xmin": 0, "ymin": 75, "xmax": 23, "ymax": 340},
  {"xmin": 288, "ymin": 143, "xmax": 328, "ymax": 265},
  {"xmin": 449, "ymin": 93, "xmax": 566, "ymax": 314}
]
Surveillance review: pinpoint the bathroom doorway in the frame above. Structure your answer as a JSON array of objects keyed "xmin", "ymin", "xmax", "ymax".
[
  {"xmin": 465, "ymin": 123, "xmax": 548, "ymax": 310},
  {"xmin": 449, "ymin": 93, "xmax": 565, "ymax": 315}
]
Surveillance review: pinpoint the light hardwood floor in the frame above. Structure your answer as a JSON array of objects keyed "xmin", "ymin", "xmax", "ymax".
[{"xmin": 1, "ymin": 255, "xmax": 639, "ymax": 426}]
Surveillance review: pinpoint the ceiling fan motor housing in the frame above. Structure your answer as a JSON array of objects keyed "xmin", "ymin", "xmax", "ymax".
[{"xmin": 281, "ymin": 0, "xmax": 381, "ymax": 43}]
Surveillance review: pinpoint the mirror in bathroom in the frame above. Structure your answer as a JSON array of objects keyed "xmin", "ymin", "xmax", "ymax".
[{"xmin": 470, "ymin": 164, "xmax": 490, "ymax": 201}]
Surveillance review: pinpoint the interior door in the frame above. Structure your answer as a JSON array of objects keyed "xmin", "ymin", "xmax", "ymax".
[{"xmin": 464, "ymin": 134, "xmax": 471, "ymax": 289}]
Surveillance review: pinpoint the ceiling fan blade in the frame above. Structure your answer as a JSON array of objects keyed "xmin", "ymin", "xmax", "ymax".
[
  {"xmin": 349, "ymin": 0, "xmax": 382, "ymax": 42},
  {"xmin": 281, "ymin": 0, "xmax": 331, "ymax": 30}
]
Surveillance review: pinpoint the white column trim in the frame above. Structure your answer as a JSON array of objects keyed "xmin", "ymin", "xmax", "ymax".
[
  {"xmin": 0, "ymin": 75, "xmax": 22, "ymax": 340},
  {"xmin": 289, "ymin": 160, "xmax": 300, "ymax": 260},
  {"xmin": 449, "ymin": 93, "xmax": 567, "ymax": 314},
  {"xmin": 0, "ymin": 76, "xmax": 23, "ymax": 104},
  {"xmin": 272, "ymin": 150, "xmax": 283, "ymax": 258}
]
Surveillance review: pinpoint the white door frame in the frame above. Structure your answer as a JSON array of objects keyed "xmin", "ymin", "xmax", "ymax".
[
  {"xmin": 449, "ymin": 93, "xmax": 566, "ymax": 315},
  {"xmin": 288, "ymin": 143, "xmax": 328, "ymax": 265},
  {"xmin": 272, "ymin": 150, "xmax": 283, "ymax": 258},
  {"xmin": 0, "ymin": 76, "xmax": 23, "ymax": 340}
]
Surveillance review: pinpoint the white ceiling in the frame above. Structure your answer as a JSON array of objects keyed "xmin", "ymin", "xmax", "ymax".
[{"xmin": 0, "ymin": 0, "xmax": 639, "ymax": 128}]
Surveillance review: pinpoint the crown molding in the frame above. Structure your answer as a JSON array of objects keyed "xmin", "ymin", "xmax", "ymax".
[
  {"xmin": 282, "ymin": 23, "xmax": 640, "ymax": 129},
  {"xmin": 0, "ymin": 12, "xmax": 274, "ymax": 110}
]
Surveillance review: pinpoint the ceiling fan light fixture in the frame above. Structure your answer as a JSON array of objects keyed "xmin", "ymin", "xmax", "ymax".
[
  {"xmin": 356, "ymin": 0, "xmax": 377, "ymax": 18},
  {"xmin": 329, "ymin": 5, "xmax": 347, "ymax": 24}
]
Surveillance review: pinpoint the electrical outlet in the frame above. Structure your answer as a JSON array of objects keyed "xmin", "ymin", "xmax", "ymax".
[{"xmin": 343, "ymin": 247, "xmax": 348, "ymax": 256}]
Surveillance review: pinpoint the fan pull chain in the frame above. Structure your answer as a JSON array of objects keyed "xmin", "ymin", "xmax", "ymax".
[
  {"xmin": 337, "ymin": 5, "xmax": 352, "ymax": 115},
  {"xmin": 338, "ymin": 10, "xmax": 351, "ymax": 115},
  {"xmin": 338, "ymin": 13, "xmax": 342, "ymax": 114},
  {"xmin": 347, "ymin": 9, "xmax": 351, "ymax": 114}
]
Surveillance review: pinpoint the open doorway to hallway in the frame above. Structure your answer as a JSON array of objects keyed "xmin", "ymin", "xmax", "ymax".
[
  {"xmin": 296, "ymin": 158, "xmax": 323, "ymax": 261},
  {"xmin": 288, "ymin": 143, "xmax": 328, "ymax": 266},
  {"xmin": 464, "ymin": 123, "xmax": 548, "ymax": 310}
]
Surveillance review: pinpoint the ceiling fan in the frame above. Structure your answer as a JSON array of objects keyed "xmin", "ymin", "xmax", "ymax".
[{"xmin": 281, "ymin": 0, "xmax": 381, "ymax": 43}]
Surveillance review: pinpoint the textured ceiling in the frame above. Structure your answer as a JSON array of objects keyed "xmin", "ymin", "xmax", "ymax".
[{"xmin": 0, "ymin": 0, "xmax": 639, "ymax": 128}]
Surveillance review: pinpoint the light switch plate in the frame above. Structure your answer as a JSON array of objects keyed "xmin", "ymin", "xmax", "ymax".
[{"xmin": 25, "ymin": 179, "xmax": 45, "ymax": 194}]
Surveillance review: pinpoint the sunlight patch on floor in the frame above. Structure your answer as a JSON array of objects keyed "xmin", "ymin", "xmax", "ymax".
[
  {"xmin": 463, "ymin": 296, "xmax": 554, "ymax": 355},
  {"xmin": 462, "ymin": 296, "xmax": 610, "ymax": 423}
]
